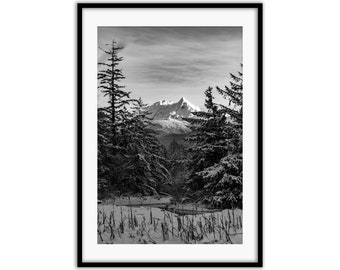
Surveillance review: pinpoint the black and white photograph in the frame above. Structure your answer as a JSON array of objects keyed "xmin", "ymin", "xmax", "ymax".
[
  {"xmin": 78, "ymin": 3, "xmax": 262, "ymax": 266},
  {"xmin": 97, "ymin": 26, "xmax": 244, "ymax": 245}
]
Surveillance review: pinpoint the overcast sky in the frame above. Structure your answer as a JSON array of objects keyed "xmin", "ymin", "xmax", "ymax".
[{"xmin": 98, "ymin": 27, "xmax": 242, "ymax": 109}]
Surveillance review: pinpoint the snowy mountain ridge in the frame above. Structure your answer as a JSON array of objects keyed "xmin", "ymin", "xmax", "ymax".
[
  {"xmin": 147, "ymin": 97, "xmax": 200, "ymax": 120},
  {"xmin": 147, "ymin": 97, "xmax": 200, "ymax": 141}
]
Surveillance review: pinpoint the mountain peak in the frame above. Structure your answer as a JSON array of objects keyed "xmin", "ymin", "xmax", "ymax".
[
  {"xmin": 178, "ymin": 97, "xmax": 200, "ymax": 111},
  {"xmin": 147, "ymin": 97, "xmax": 200, "ymax": 120}
]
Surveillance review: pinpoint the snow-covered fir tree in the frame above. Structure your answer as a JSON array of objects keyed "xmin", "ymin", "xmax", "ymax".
[
  {"xmin": 184, "ymin": 87, "xmax": 229, "ymax": 204},
  {"xmin": 97, "ymin": 40, "xmax": 131, "ymax": 198},
  {"xmin": 185, "ymin": 66, "xmax": 243, "ymax": 209},
  {"xmin": 98, "ymin": 40, "xmax": 131, "ymax": 134},
  {"xmin": 117, "ymin": 98, "xmax": 170, "ymax": 195},
  {"xmin": 98, "ymin": 41, "xmax": 170, "ymax": 198}
]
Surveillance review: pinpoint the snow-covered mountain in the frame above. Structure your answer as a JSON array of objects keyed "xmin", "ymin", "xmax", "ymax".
[
  {"xmin": 147, "ymin": 97, "xmax": 200, "ymax": 142},
  {"xmin": 147, "ymin": 97, "xmax": 200, "ymax": 120}
]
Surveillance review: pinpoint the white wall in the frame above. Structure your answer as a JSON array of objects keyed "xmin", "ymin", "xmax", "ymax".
[{"xmin": 0, "ymin": 0, "xmax": 339, "ymax": 269}]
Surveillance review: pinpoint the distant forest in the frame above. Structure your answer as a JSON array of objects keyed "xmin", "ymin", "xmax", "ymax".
[{"xmin": 98, "ymin": 41, "xmax": 243, "ymax": 209}]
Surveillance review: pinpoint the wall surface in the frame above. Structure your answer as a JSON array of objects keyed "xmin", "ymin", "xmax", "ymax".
[{"xmin": 0, "ymin": 0, "xmax": 340, "ymax": 269}]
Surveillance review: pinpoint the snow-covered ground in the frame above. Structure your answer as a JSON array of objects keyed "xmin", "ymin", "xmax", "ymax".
[{"xmin": 98, "ymin": 204, "xmax": 242, "ymax": 244}]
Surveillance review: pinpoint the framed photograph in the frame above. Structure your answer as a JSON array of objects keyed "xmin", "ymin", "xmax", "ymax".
[{"xmin": 78, "ymin": 2, "xmax": 263, "ymax": 267}]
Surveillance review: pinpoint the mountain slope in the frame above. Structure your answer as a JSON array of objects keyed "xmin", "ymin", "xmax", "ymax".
[
  {"xmin": 151, "ymin": 119, "xmax": 191, "ymax": 135},
  {"xmin": 148, "ymin": 97, "xmax": 200, "ymax": 120},
  {"xmin": 146, "ymin": 97, "xmax": 200, "ymax": 146}
]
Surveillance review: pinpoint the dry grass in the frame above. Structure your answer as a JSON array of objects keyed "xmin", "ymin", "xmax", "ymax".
[{"xmin": 97, "ymin": 204, "xmax": 242, "ymax": 244}]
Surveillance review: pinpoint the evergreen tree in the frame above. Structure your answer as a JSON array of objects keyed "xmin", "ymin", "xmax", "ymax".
[
  {"xmin": 185, "ymin": 66, "xmax": 243, "ymax": 209},
  {"xmin": 97, "ymin": 40, "xmax": 131, "ymax": 198},
  {"xmin": 117, "ymin": 98, "xmax": 170, "ymax": 195},
  {"xmin": 97, "ymin": 41, "xmax": 171, "ymax": 198},
  {"xmin": 97, "ymin": 108, "xmax": 116, "ymax": 198},
  {"xmin": 98, "ymin": 40, "xmax": 131, "ymax": 136},
  {"xmin": 216, "ymin": 65, "xmax": 243, "ymax": 124},
  {"xmin": 184, "ymin": 87, "xmax": 228, "ymax": 203}
]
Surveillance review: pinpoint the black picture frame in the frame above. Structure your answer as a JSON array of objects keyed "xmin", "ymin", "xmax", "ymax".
[{"xmin": 77, "ymin": 2, "xmax": 263, "ymax": 267}]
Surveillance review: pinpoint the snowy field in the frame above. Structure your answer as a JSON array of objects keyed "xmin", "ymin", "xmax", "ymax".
[{"xmin": 98, "ymin": 204, "xmax": 242, "ymax": 244}]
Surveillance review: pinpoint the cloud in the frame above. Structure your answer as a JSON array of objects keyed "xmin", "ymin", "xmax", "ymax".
[{"xmin": 98, "ymin": 27, "xmax": 242, "ymax": 109}]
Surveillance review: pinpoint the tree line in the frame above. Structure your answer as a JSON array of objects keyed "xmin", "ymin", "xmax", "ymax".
[{"xmin": 98, "ymin": 40, "xmax": 243, "ymax": 209}]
